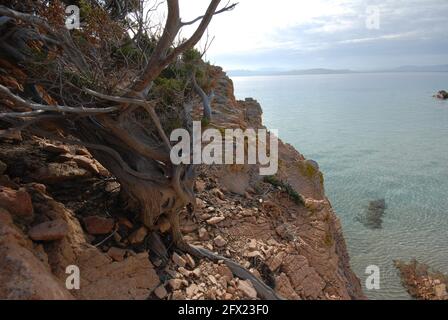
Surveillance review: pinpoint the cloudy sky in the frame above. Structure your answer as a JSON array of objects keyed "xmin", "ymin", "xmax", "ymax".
[{"xmin": 175, "ymin": 0, "xmax": 448, "ymax": 71}]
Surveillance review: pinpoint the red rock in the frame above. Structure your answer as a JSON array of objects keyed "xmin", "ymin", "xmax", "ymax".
[
  {"xmin": 0, "ymin": 209, "xmax": 73, "ymax": 299},
  {"xmin": 128, "ymin": 226, "xmax": 147, "ymax": 244},
  {"xmin": 237, "ymin": 279, "xmax": 257, "ymax": 299},
  {"xmin": 107, "ymin": 247, "xmax": 126, "ymax": 262},
  {"xmin": 83, "ymin": 216, "xmax": 115, "ymax": 235},
  {"xmin": 28, "ymin": 219, "xmax": 68, "ymax": 241},
  {"xmin": 42, "ymin": 142, "xmax": 70, "ymax": 154},
  {"xmin": 0, "ymin": 186, "xmax": 33, "ymax": 218},
  {"xmin": 154, "ymin": 285, "xmax": 167, "ymax": 299},
  {"xmin": 32, "ymin": 162, "xmax": 90, "ymax": 183},
  {"xmin": 217, "ymin": 264, "xmax": 233, "ymax": 283},
  {"xmin": 172, "ymin": 252, "xmax": 187, "ymax": 268}
]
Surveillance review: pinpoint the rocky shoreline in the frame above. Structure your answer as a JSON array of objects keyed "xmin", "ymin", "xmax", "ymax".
[
  {"xmin": 0, "ymin": 66, "xmax": 365, "ymax": 300},
  {"xmin": 394, "ymin": 259, "xmax": 448, "ymax": 300}
]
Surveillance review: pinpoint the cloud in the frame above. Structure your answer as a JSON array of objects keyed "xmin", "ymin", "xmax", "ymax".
[{"xmin": 162, "ymin": 0, "xmax": 448, "ymax": 69}]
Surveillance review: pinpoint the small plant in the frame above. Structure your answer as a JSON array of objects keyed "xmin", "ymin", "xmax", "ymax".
[{"xmin": 263, "ymin": 175, "xmax": 305, "ymax": 206}]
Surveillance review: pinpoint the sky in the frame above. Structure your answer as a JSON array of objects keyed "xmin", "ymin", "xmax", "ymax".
[{"xmin": 173, "ymin": 0, "xmax": 448, "ymax": 71}]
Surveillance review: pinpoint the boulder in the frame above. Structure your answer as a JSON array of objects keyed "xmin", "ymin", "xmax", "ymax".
[
  {"xmin": 0, "ymin": 186, "xmax": 33, "ymax": 219},
  {"xmin": 435, "ymin": 90, "xmax": 448, "ymax": 100},
  {"xmin": 32, "ymin": 162, "xmax": 90, "ymax": 183},
  {"xmin": 83, "ymin": 216, "xmax": 114, "ymax": 235},
  {"xmin": 128, "ymin": 226, "xmax": 148, "ymax": 244},
  {"xmin": 0, "ymin": 209, "xmax": 73, "ymax": 299},
  {"xmin": 28, "ymin": 219, "xmax": 68, "ymax": 241}
]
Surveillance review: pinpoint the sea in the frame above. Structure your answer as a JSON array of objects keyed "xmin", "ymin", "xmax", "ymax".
[{"xmin": 231, "ymin": 72, "xmax": 448, "ymax": 299}]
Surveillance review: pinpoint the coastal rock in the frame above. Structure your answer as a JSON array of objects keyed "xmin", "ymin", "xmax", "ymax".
[
  {"xmin": 41, "ymin": 142, "xmax": 70, "ymax": 154},
  {"xmin": 107, "ymin": 247, "xmax": 126, "ymax": 262},
  {"xmin": 207, "ymin": 216, "xmax": 225, "ymax": 225},
  {"xmin": 434, "ymin": 90, "xmax": 448, "ymax": 100},
  {"xmin": 83, "ymin": 216, "xmax": 115, "ymax": 235},
  {"xmin": 172, "ymin": 252, "xmax": 187, "ymax": 268},
  {"xmin": 0, "ymin": 209, "xmax": 73, "ymax": 299},
  {"xmin": 154, "ymin": 285, "xmax": 168, "ymax": 299},
  {"xmin": 237, "ymin": 279, "xmax": 257, "ymax": 299},
  {"xmin": 213, "ymin": 235, "xmax": 227, "ymax": 247},
  {"xmin": 32, "ymin": 162, "xmax": 90, "ymax": 183},
  {"xmin": 0, "ymin": 186, "xmax": 33, "ymax": 219},
  {"xmin": 128, "ymin": 227, "xmax": 148, "ymax": 244},
  {"xmin": 28, "ymin": 219, "xmax": 68, "ymax": 241}
]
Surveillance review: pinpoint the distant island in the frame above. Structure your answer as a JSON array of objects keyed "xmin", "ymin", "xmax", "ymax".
[{"xmin": 227, "ymin": 64, "xmax": 448, "ymax": 77}]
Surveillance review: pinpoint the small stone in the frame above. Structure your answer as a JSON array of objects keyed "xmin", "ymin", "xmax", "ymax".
[
  {"xmin": 192, "ymin": 268, "xmax": 202, "ymax": 277},
  {"xmin": 211, "ymin": 188, "xmax": 225, "ymax": 200},
  {"xmin": 248, "ymin": 239, "xmax": 257, "ymax": 250},
  {"xmin": 42, "ymin": 142, "xmax": 70, "ymax": 154},
  {"xmin": 186, "ymin": 283, "xmax": 199, "ymax": 297},
  {"xmin": 207, "ymin": 206, "xmax": 215, "ymax": 212},
  {"xmin": 128, "ymin": 226, "xmax": 148, "ymax": 244},
  {"xmin": 172, "ymin": 252, "xmax": 187, "ymax": 268},
  {"xmin": 195, "ymin": 180, "xmax": 206, "ymax": 192},
  {"xmin": 107, "ymin": 247, "xmax": 126, "ymax": 261},
  {"xmin": 267, "ymin": 251, "xmax": 286, "ymax": 272},
  {"xmin": 28, "ymin": 219, "xmax": 68, "ymax": 241},
  {"xmin": 434, "ymin": 283, "xmax": 447, "ymax": 298},
  {"xmin": 244, "ymin": 250, "xmax": 262, "ymax": 258},
  {"xmin": 185, "ymin": 253, "xmax": 196, "ymax": 268},
  {"xmin": 178, "ymin": 267, "xmax": 191, "ymax": 277},
  {"xmin": 238, "ymin": 279, "xmax": 257, "ymax": 299},
  {"xmin": 208, "ymin": 275, "xmax": 218, "ymax": 285},
  {"xmin": 181, "ymin": 223, "xmax": 197, "ymax": 234},
  {"xmin": 168, "ymin": 278, "xmax": 184, "ymax": 290},
  {"xmin": 171, "ymin": 290, "xmax": 186, "ymax": 300},
  {"xmin": 224, "ymin": 293, "xmax": 233, "ymax": 300},
  {"xmin": 158, "ymin": 217, "xmax": 171, "ymax": 233},
  {"xmin": 214, "ymin": 235, "xmax": 227, "ymax": 247},
  {"xmin": 0, "ymin": 186, "xmax": 33, "ymax": 219},
  {"xmin": 83, "ymin": 215, "xmax": 114, "ymax": 235},
  {"xmin": 196, "ymin": 197, "xmax": 206, "ymax": 208},
  {"xmin": 198, "ymin": 227, "xmax": 209, "ymax": 240},
  {"xmin": 118, "ymin": 217, "xmax": 133, "ymax": 229},
  {"xmin": 154, "ymin": 285, "xmax": 168, "ymax": 299},
  {"xmin": 207, "ymin": 216, "xmax": 225, "ymax": 225},
  {"xmin": 217, "ymin": 265, "xmax": 233, "ymax": 283},
  {"xmin": 227, "ymin": 286, "xmax": 236, "ymax": 294}
]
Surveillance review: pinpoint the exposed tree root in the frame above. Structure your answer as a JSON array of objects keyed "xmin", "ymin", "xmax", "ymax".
[{"xmin": 175, "ymin": 238, "xmax": 284, "ymax": 300}]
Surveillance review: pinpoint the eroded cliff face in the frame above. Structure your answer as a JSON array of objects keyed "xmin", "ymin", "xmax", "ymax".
[{"xmin": 0, "ymin": 64, "xmax": 364, "ymax": 300}]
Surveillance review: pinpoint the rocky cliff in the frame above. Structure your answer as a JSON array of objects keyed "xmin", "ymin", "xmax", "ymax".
[{"xmin": 0, "ymin": 63, "xmax": 364, "ymax": 300}]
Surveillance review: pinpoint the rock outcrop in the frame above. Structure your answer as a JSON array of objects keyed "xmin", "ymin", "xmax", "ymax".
[
  {"xmin": 394, "ymin": 259, "xmax": 448, "ymax": 300},
  {"xmin": 0, "ymin": 64, "xmax": 364, "ymax": 300},
  {"xmin": 434, "ymin": 90, "xmax": 448, "ymax": 100}
]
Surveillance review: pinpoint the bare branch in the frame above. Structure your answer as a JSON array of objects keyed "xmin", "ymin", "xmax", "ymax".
[
  {"xmin": 180, "ymin": 2, "xmax": 237, "ymax": 26},
  {"xmin": 0, "ymin": 85, "xmax": 119, "ymax": 115},
  {"xmin": 83, "ymin": 88, "xmax": 171, "ymax": 149},
  {"xmin": 192, "ymin": 74, "xmax": 214, "ymax": 122}
]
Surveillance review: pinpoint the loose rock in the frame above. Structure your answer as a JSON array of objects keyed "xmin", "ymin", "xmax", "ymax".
[
  {"xmin": 83, "ymin": 216, "xmax": 114, "ymax": 235},
  {"xmin": 28, "ymin": 219, "xmax": 68, "ymax": 241}
]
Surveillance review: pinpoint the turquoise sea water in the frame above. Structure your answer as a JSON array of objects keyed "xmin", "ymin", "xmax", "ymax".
[{"xmin": 231, "ymin": 72, "xmax": 448, "ymax": 300}]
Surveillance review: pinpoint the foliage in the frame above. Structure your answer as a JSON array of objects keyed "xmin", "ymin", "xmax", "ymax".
[{"xmin": 263, "ymin": 176, "xmax": 305, "ymax": 206}]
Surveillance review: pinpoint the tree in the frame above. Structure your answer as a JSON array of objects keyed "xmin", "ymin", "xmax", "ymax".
[
  {"xmin": 0, "ymin": 1, "xmax": 281, "ymax": 299},
  {"xmin": 0, "ymin": 0, "xmax": 235, "ymax": 250}
]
